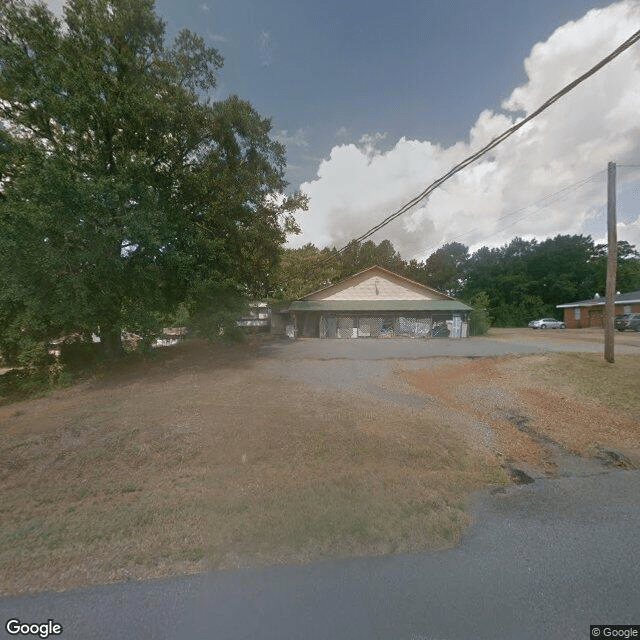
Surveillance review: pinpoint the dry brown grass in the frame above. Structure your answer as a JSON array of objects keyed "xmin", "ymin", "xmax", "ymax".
[
  {"xmin": 529, "ymin": 352, "xmax": 640, "ymax": 417},
  {"xmin": 517, "ymin": 352, "xmax": 640, "ymax": 458},
  {"xmin": 402, "ymin": 352, "xmax": 640, "ymax": 471},
  {"xmin": 0, "ymin": 339, "xmax": 502, "ymax": 595}
]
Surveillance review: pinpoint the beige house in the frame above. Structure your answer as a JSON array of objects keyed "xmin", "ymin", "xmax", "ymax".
[{"xmin": 288, "ymin": 265, "xmax": 472, "ymax": 338}]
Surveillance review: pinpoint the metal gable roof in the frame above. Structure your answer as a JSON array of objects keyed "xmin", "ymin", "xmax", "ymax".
[
  {"xmin": 556, "ymin": 290, "xmax": 640, "ymax": 308},
  {"xmin": 299, "ymin": 265, "xmax": 455, "ymax": 301}
]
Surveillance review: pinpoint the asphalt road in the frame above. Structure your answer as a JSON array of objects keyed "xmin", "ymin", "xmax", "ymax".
[{"xmin": 3, "ymin": 469, "xmax": 639, "ymax": 640}]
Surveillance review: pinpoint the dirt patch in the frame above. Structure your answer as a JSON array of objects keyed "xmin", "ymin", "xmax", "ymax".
[
  {"xmin": 402, "ymin": 353, "xmax": 640, "ymax": 478},
  {"xmin": 402, "ymin": 358, "xmax": 555, "ymax": 473}
]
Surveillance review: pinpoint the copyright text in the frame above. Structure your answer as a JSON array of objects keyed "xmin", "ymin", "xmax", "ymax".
[{"xmin": 591, "ymin": 626, "xmax": 640, "ymax": 638}]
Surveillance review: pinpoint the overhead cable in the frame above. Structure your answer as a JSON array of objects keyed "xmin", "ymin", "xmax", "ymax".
[
  {"xmin": 297, "ymin": 25, "xmax": 640, "ymax": 277},
  {"xmin": 416, "ymin": 170, "xmax": 605, "ymax": 257}
]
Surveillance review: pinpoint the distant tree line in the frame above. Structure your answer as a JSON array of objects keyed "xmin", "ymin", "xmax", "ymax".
[{"xmin": 275, "ymin": 235, "xmax": 640, "ymax": 327}]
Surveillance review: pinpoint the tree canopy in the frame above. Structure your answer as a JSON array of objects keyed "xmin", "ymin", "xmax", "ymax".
[
  {"xmin": 0, "ymin": 0, "xmax": 306, "ymax": 363},
  {"xmin": 463, "ymin": 235, "xmax": 640, "ymax": 326}
]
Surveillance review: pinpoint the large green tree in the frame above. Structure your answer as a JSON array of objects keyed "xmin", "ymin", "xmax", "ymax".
[
  {"xmin": 590, "ymin": 240, "xmax": 640, "ymax": 294},
  {"xmin": 336, "ymin": 239, "xmax": 406, "ymax": 280},
  {"xmin": 422, "ymin": 241, "xmax": 469, "ymax": 296},
  {"xmin": 462, "ymin": 234, "xmax": 640, "ymax": 326},
  {"xmin": 276, "ymin": 239, "xmax": 408, "ymax": 299},
  {"xmin": 0, "ymin": 0, "xmax": 306, "ymax": 363},
  {"xmin": 275, "ymin": 233, "xmax": 640, "ymax": 329},
  {"xmin": 274, "ymin": 244, "xmax": 341, "ymax": 300}
]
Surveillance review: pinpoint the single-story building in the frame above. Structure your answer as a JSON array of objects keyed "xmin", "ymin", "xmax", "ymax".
[
  {"xmin": 287, "ymin": 265, "xmax": 472, "ymax": 339},
  {"xmin": 236, "ymin": 302, "xmax": 270, "ymax": 328},
  {"xmin": 556, "ymin": 290, "xmax": 640, "ymax": 328}
]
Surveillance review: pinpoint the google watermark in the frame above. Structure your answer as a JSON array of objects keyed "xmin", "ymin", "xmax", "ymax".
[
  {"xmin": 591, "ymin": 626, "xmax": 640, "ymax": 638},
  {"xmin": 5, "ymin": 619, "xmax": 63, "ymax": 638}
]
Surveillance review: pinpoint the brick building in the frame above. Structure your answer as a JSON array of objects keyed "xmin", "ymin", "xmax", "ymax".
[{"xmin": 556, "ymin": 290, "xmax": 640, "ymax": 328}]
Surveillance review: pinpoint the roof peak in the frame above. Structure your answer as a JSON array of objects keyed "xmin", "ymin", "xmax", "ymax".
[{"xmin": 300, "ymin": 264, "xmax": 456, "ymax": 301}]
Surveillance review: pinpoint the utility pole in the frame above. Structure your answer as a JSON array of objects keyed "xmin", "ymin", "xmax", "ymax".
[{"xmin": 604, "ymin": 161, "xmax": 617, "ymax": 363}]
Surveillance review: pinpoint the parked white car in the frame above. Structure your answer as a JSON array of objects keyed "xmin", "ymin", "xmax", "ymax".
[{"xmin": 528, "ymin": 318, "xmax": 566, "ymax": 329}]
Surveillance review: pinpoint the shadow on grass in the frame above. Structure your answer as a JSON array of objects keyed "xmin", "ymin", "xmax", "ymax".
[{"xmin": 0, "ymin": 336, "xmax": 273, "ymax": 405}]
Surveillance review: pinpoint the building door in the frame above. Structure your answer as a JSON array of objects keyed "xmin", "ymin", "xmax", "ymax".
[
  {"xmin": 320, "ymin": 316, "xmax": 337, "ymax": 338},
  {"xmin": 588, "ymin": 308, "xmax": 604, "ymax": 327}
]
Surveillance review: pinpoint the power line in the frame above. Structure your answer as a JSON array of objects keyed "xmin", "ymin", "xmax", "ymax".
[
  {"xmin": 414, "ymin": 171, "xmax": 605, "ymax": 258},
  {"xmin": 343, "ymin": 27, "xmax": 640, "ymax": 247},
  {"xmin": 281, "ymin": 171, "xmax": 605, "ymax": 291},
  {"xmin": 295, "ymin": 25, "xmax": 640, "ymax": 278}
]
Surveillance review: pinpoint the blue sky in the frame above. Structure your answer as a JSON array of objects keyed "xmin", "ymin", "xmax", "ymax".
[
  {"xmin": 44, "ymin": 0, "xmax": 640, "ymax": 257},
  {"xmin": 155, "ymin": 0, "xmax": 614, "ymax": 188}
]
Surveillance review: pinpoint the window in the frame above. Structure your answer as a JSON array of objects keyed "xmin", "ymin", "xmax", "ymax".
[
  {"xmin": 573, "ymin": 308, "xmax": 581, "ymax": 320},
  {"xmin": 623, "ymin": 305, "xmax": 632, "ymax": 314}
]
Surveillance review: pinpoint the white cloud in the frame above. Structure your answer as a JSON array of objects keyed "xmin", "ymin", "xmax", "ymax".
[
  {"xmin": 358, "ymin": 132, "xmax": 387, "ymax": 145},
  {"xmin": 274, "ymin": 128, "xmax": 310, "ymax": 149},
  {"xmin": 291, "ymin": 1, "xmax": 640, "ymax": 257},
  {"xmin": 618, "ymin": 216, "xmax": 640, "ymax": 244},
  {"xmin": 206, "ymin": 30, "xmax": 229, "ymax": 44},
  {"xmin": 259, "ymin": 31, "xmax": 272, "ymax": 67},
  {"xmin": 200, "ymin": 3, "xmax": 210, "ymax": 12},
  {"xmin": 358, "ymin": 131, "xmax": 388, "ymax": 157},
  {"xmin": 42, "ymin": 0, "xmax": 65, "ymax": 16},
  {"xmin": 335, "ymin": 126, "xmax": 350, "ymax": 138}
]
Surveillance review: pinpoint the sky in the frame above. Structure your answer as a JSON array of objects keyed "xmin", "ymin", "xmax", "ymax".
[{"xmin": 44, "ymin": 0, "xmax": 640, "ymax": 259}]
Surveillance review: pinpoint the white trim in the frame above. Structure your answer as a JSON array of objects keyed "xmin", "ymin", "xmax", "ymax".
[{"xmin": 557, "ymin": 298, "xmax": 640, "ymax": 308}]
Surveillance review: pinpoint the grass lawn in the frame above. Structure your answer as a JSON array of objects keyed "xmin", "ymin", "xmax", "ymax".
[
  {"xmin": 0, "ymin": 340, "xmax": 504, "ymax": 595},
  {"xmin": 533, "ymin": 352, "xmax": 640, "ymax": 417}
]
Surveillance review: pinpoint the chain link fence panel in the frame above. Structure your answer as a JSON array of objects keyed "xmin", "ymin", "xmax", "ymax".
[{"xmin": 318, "ymin": 315, "xmax": 463, "ymax": 338}]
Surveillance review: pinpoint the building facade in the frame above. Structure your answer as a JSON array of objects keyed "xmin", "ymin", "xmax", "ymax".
[
  {"xmin": 556, "ymin": 290, "xmax": 640, "ymax": 328},
  {"xmin": 288, "ymin": 266, "xmax": 472, "ymax": 339}
]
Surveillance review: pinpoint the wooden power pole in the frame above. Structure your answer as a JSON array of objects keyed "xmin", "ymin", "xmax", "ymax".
[{"xmin": 604, "ymin": 161, "xmax": 617, "ymax": 363}]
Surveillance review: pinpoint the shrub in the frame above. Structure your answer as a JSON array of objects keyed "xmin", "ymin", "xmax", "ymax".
[{"xmin": 468, "ymin": 292, "xmax": 492, "ymax": 336}]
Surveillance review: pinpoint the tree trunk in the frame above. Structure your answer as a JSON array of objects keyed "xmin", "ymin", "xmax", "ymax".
[{"xmin": 100, "ymin": 326, "xmax": 124, "ymax": 359}]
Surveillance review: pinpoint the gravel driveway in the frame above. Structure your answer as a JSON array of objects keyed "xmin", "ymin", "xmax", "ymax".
[
  {"xmin": 255, "ymin": 327, "xmax": 640, "ymax": 480},
  {"xmin": 259, "ymin": 327, "xmax": 640, "ymax": 362},
  {"xmin": 255, "ymin": 327, "xmax": 639, "ymax": 396}
]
